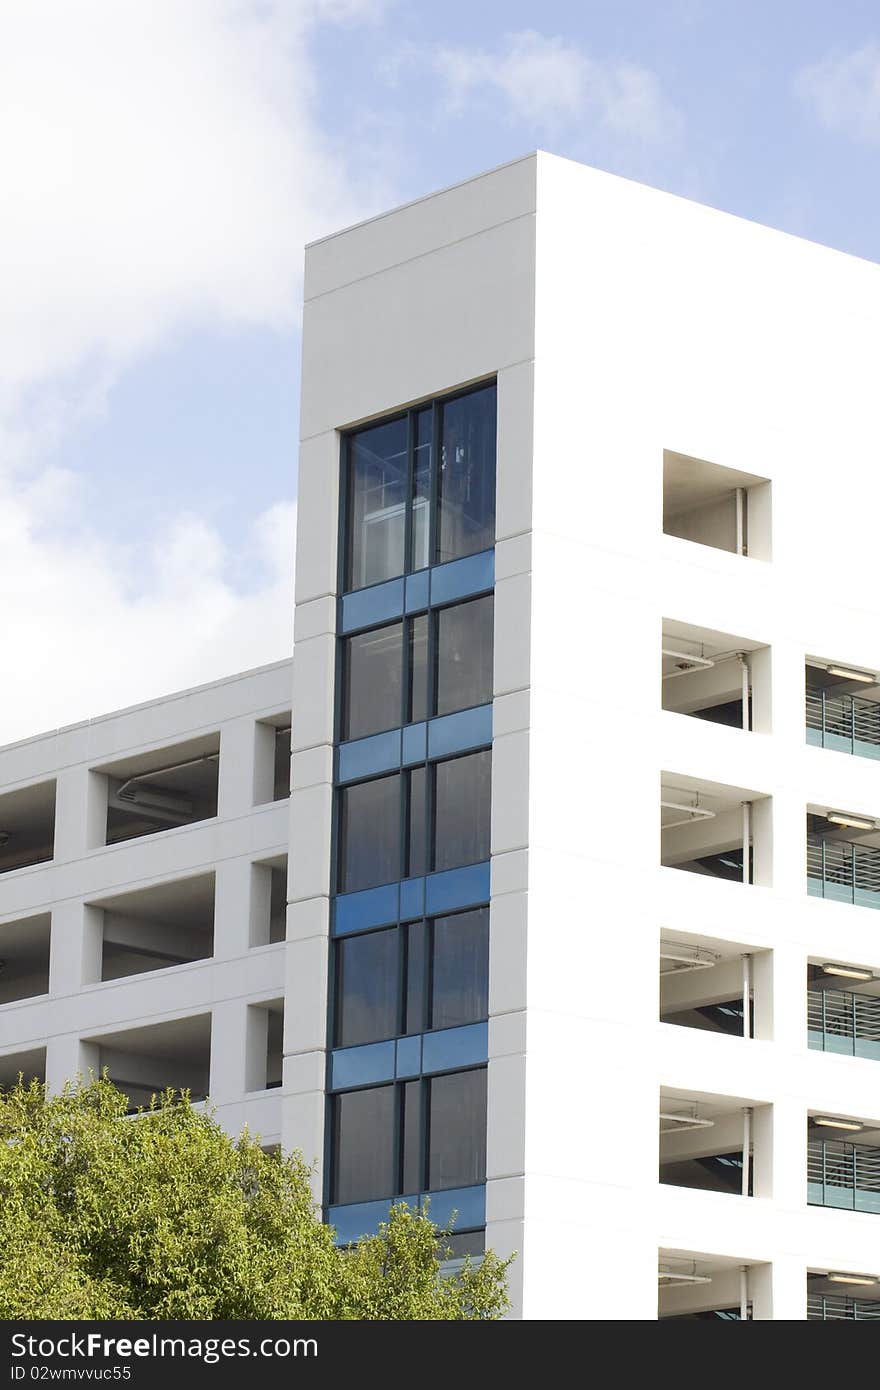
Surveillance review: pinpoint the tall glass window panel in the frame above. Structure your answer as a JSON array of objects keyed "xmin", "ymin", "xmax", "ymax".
[
  {"xmin": 433, "ymin": 751, "xmax": 492, "ymax": 872},
  {"xmin": 404, "ymin": 921, "xmax": 428, "ymax": 1034},
  {"xmin": 411, "ymin": 408, "xmax": 432, "ymax": 573},
  {"xmin": 427, "ymin": 1069, "xmax": 487, "ymax": 1191},
  {"xmin": 431, "ymin": 909, "xmax": 489, "ymax": 1030},
  {"xmin": 437, "ymin": 385, "xmax": 496, "ymax": 564},
  {"xmin": 436, "ymin": 596, "xmax": 494, "ymax": 717},
  {"xmin": 346, "ymin": 417, "xmax": 408, "ymax": 591},
  {"xmin": 338, "ymin": 774, "xmax": 401, "ymax": 893},
  {"xmin": 332, "ymin": 1086, "xmax": 395, "ymax": 1205},
  {"xmin": 335, "ymin": 928, "xmax": 399, "ymax": 1047},
  {"xmin": 401, "ymin": 1079, "xmax": 422, "ymax": 1194},
  {"xmin": 341, "ymin": 623, "xmax": 403, "ymax": 742},
  {"xmin": 409, "ymin": 614, "xmax": 429, "ymax": 725},
  {"xmin": 407, "ymin": 766, "xmax": 428, "ymax": 879}
]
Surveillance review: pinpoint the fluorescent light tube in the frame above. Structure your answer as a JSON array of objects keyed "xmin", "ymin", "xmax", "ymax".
[
  {"xmin": 827, "ymin": 1272, "xmax": 878, "ymax": 1287},
  {"xmin": 827, "ymin": 666, "xmax": 875, "ymax": 684},
  {"xmin": 821, "ymin": 963, "xmax": 875, "ymax": 982},
  {"xmin": 826, "ymin": 812, "xmax": 876, "ymax": 832},
  {"xmin": 813, "ymin": 1116, "xmax": 863, "ymax": 1132}
]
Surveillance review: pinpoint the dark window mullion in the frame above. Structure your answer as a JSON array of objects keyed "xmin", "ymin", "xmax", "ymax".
[
  {"xmin": 393, "ymin": 1081, "xmax": 403, "ymax": 1198},
  {"xmin": 401, "ymin": 617, "xmax": 412, "ymax": 729},
  {"xmin": 396, "ymin": 924, "xmax": 407, "ymax": 1038}
]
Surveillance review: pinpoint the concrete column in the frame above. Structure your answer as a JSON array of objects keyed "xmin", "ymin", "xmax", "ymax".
[
  {"xmin": 53, "ymin": 766, "xmax": 91, "ymax": 861},
  {"xmin": 49, "ymin": 901, "xmax": 102, "ymax": 993},
  {"xmin": 209, "ymin": 999, "xmax": 248, "ymax": 1105},
  {"xmin": 46, "ymin": 1036, "xmax": 99, "ymax": 1094},
  {"xmin": 218, "ymin": 716, "xmax": 259, "ymax": 819},
  {"xmin": 750, "ymin": 1255, "xmax": 806, "ymax": 1320},
  {"xmin": 213, "ymin": 857, "xmax": 252, "ymax": 961}
]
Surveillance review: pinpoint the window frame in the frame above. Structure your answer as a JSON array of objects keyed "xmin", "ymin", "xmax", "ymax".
[
  {"xmin": 338, "ymin": 379, "xmax": 497, "ymax": 597},
  {"xmin": 329, "ymin": 1064, "xmax": 488, "ymax": 1205},
  {"xmin": 332, "ymin": 907, "xmax": 490, "ymax": 1049}
]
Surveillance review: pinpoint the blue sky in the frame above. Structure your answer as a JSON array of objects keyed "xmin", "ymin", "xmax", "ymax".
[{"xmin": 4, "ymin": 0, "xmax": 880, "ymax": 739}]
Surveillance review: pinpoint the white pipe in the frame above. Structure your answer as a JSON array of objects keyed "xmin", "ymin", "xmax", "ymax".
[
  {"xmin": 736, "ymin": 487, "xmax": 746, "ymax": 555},
  {"xmin": 742, "ymin": 954, "xmax": 751, "ymax": 1039},
  {"xmin": 739, "ymin": 1266, "xmax": 749, "ymax": 1321},
  {"xmin": 742, "ymin": 1108, "xmax": 752, "ymax": 1198},
  {"xmin": 742, "ymin": 801, "xmax": 751, "ymax": 884},
  {"xmin": 738, "ymin": 653, "xmax": 750, "ymax": 730}
]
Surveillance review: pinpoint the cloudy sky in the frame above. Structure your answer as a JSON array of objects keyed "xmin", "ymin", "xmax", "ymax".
[{"xmin": 4, "ymin": 0, "xmax": 880, "ymax": 743}]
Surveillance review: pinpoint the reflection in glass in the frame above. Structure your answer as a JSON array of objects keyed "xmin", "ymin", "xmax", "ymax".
[
  {"xmin": 431, "ymin": 909, "xmax": 489, "ymax": 1030},
  {"xmin": 335, "ymin": 928, "xmax": 399, "ymax": 1047},
  {"xmin": 433, "ymin": 751, "xmax": 492, "ymax": 872},
  {"xmin": 408, "ymin": 766, "xmax": 428, "ymax": 878},
  {"xmin": 341, "ymin": 622, "xmax": 403, "ymax": 742},
  {"xmin": 346, "ymin": 417, "xmax": 408, "ymax": 591},
  {"xmin": 412, "ymin": 408, "xmax": 432, "ymax": 572},
  {"xmin": 409, "ymin": 614, "xmax": 429, "ymax": 724},
  {"xmin": 436, "ymin": 596, "xmax": 494, "ymax": 717},
  {"xmin": 427, "ymin": 1069, "xmax": 487, "ymax": 1191},
  {"xmin": 338, "ymin": 774, "xmax": 401, "ymax": 892},
  {"xmin": 404, "ymin": 921, "xmax": 427, "ymax": 1035},
  {"xmin": 438, "ymin": 386, "xmax": 496, "ymax": 565},
  {"xmin": 332, "ymin": 1086, "xmax": 395, "ymax": 1204},
  {"xmin": 401, "ymin": 1079, "xmax": 422, "ymax": 1194}
]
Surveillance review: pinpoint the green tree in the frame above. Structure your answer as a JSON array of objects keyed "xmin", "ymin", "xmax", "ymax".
[{"xmin": 0, "ymin": 1076, "xmax": 510, "ymax": 1320}]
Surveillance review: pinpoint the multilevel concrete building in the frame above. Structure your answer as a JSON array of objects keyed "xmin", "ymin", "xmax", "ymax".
[{"xmin": 5, "ymin": 153, "xmax": 880, "ymax": 1319}]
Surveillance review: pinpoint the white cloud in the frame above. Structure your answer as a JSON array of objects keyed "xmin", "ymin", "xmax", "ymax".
[
  {"xmin": 0, "ymin": 0, "xmax": 390, "ymax": 743},
  {"xmin": 423, "ymin": 30, "xmax": 681, "ymax": 143},
  {"xmin": 796, "ymin": 42, "xmax": 880, "ymax": 144}
]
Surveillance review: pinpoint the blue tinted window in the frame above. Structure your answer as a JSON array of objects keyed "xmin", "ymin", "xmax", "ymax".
[
  {"xmin": 338, "ymin": 774, "xmax": 401, "ymax": 893},
  {"xmin": 436, "ymin": 595, "xmax": 494, "ymax": 717},
  {"xmin": 431, "ymin": 909, "xmax": 489, "ymax": 1030},
  {"xmin": 335, "ymin": 928, "xmax": 399, "ymax": 1048},
  {"xmin": 332, "ymin": 1085, "xmax": 395, "ymax": 1205},
  {"xmin": 341, "ymin": 622, "xmax": 403, "ymax": 742},
  {"xmin": 433, "ymin": 751, "xmax": 492, "ymax": 873},
  {"xmin": 427, "ymin": 1069, "xmax": 487, "ymax": 1191}
]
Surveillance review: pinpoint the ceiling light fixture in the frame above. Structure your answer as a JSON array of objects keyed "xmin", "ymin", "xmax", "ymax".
[
  {"xmin": 827, "ymin": 666, "xmax": 875, "ymax": 684},
  {"xmin": 659, "ymin": 1110, "xmax": 715, "ymax": 1134},
  {"xmin": 826, "ymin": 811, "xmax": 876, "ymax": 832},
  {"xmin": 813, "ymin": 1116, "xmax": 864, "ymax": 1132},
  {"xmin": 658, "ymin": 1268, "xmax": 713, "ymax": 1285},
  {"xmin": 821, "ymin": 963, "xmax": 875, "ymax": 983},
  {"xmin": 827, "ymin": 1272, "xmax": 878, "ymax": 1287}
]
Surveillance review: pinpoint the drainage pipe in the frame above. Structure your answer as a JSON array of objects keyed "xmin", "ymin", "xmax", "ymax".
[
  {"xmin": 742, "ymin": 1107, "xmax": 752, "ymax": 1198},
  {"xmin": 742, "ymin": 801, "xmax": 751, "ymax": 885},
  {"xmin": 742, "ymin": 954, "xmax": 752, "ymax": 1039}
]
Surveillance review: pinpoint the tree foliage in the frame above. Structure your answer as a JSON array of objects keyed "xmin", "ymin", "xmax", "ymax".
[{"xmin": 0, "ymin": 1077, "xmax": 510, "ymax": 1320}]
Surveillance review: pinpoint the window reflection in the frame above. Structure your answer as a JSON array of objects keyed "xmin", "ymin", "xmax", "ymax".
[
  {"xmin": 438, "ymin": 387, "xmax": 496, "ymax": 565},
  {"xmin": 341, "ymin": 622, "xmax": 403, "ymax": 742},
  {"xmin": 434, "ymin": 751, "xmax": 492, "ymax": 872},
  {"xmin": 342, "ymin": 384, "xmax": 495, "ymax": 593},
  {"xmin": 338, "ymin": 774, "xmax": 401, "ymax": 892},
  {"xmin": 346, "ymin": 417, "xmax": 408, "ymax": 591},
  {"xmin": 431, "ymin": 909, "xmax": 489, "ymax": 1030},
  {"xmin": 436, "ymin": 596, "xmax": 494, "ymax": 716},
  {"xmin": 335, "ymin": 928, "xmax": 399, "ymax": 1047},
  {"xmin": 428, "ymin": 1069, "xmax": 487, "ymax": 1190},
  {"xmin": 332, "ymin": 1085, "xmax": 395, "ymax": 1204}
]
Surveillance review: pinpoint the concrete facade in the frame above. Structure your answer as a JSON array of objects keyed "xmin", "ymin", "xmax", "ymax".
[{"xmin": 7, "ymin": 152, "xmax": 880, "ymax": 1319}]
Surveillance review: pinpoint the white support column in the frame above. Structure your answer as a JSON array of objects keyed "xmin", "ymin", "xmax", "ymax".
[
  {"xmin": 750, "ymin": 1256, "xmax": 807, "ymax": 1320},
  {"xmin": 49, "ymin": 901, "xmax": 102, "ymax": 993},
  {"xmin": 46, "ymin": 1036, "xmax": 99, "ymax": 1095},
  {"xmin": 213, "ymin": 857, "xmax": 253, "ymax": 961},
  {"xmin": 209, "ymin": 999, "xmax": 248, "ymax": 1105},
  {"xmin": 218, "ymin": 716, "xmax": 259, "ymax": 819}
]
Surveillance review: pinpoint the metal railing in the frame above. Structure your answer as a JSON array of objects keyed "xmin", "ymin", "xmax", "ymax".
[
  {"xmin": 807, "ymin": 686, "xmax": 880, "ymax": 759},
  {"xmin": 808, "ymin": 1293, "xmax": 880, "ymax": 1320},
  {"xmin": 807, "ymin": 836, "xmax": 880, "ymax": 909},
  {"xmin": 808, "ymin": 987, "xmax": 880, "ymax": 1059},
  {"xmin": 808, "ymin": 1139, "xmax": 880, "ymax": 1213}
]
